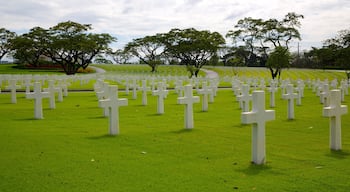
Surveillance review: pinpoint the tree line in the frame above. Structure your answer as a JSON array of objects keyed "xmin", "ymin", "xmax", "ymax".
[{"xmin": 0, "ymin": 12, "xmax": 349, "ymax": 78}]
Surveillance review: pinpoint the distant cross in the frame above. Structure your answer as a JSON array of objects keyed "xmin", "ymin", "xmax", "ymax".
[
  {"xmin": 24, "ymin": 77, "xmax": 32, "ymax": 93},
  {"xmin": 178, "ymin": 85, "xmax": 200, "ymax": 129},
  {"xmin": 320, "ymin": 84, "xmax": 330, "ymax": 106},
  {"xmin": 282, "ymin": 84, "xmax": 298, "ymax": 119},
  {"xmin": 124, "ymin": 79, "xmax": 130, "ymax": 95},
  {"xmin": 7, "ymin": 79, "xmax": 21, "ymax": 104},
  {"xmin": 131, "ymin": 79, "xmax": 138, "ymax": 100},
  {"xmin": 96, "ymin": 82, "xmax": 109, "ymax": 100},
  {"xmin": 241, "ymin": 91, "xmax": 275, "ymax": 165},
  {"xmin": 139, "ymin": 80, "xmax": 150, "ymax": 106},
  {"xmin": 99, "ymin": 85, "xmax": 128, "ymax": 135},
  {"xmin": 268, "ymin": 81, "xmax": 278, "ymax": 108},
  {"xmin": 237, "ymin": 84, "xmax": 252, "ymax": 112},
  {"xmin": 175, "ymin": 80, "xmax": 184, "ymax": 97},
  {"xmin": 197, "ymin": 82, "xmax": 212, "ymax": 112},
  {"xmin": 152, "ymin": 82, "xmax": 168, "ymax": 114},
  {"xmin": 44, "ymin": 80, "xmax": 61, "ymax": 109},
  {"xmin": 323, "ymin": 90, "xmax": 348, "ymax": 150},
  {"xmin": 26, "ymin": 82, "xmax": 50, "ymax": 119}
]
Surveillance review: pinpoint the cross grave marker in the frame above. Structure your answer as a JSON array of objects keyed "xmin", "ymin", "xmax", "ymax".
[
  {"xmin": 241, "ymin": 91, "xmax": 275, "ymax": 165},
  {"xmin": 177, "ymin": 85, "xmax": 200, "ymax": 129},
  {"xmin": 323, "ymin": 89, "xmax": 348, "ymax": 150},
  {"xmin": 26, "ymin": 82, "xmax": 50, "ymax": 119},
  {"xmin": 99, "ymin": 85, "xmax": 128, "ymax": 135}
]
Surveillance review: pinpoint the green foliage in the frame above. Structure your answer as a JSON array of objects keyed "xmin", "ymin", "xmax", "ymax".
[
  {"xmin": 125, "ymin": 35, "xmax": 164, "ymax": 72},
  {"xmin": 0, "ymin": 28, "xmax": 17, "ymax": 61},
  {"xmin": 9, "ymin": 21, "xmax": 116, "ymax": 75},
  {"xmin": 0, "ymin": 89, "xmax": 350, "ymax": 192},
  {"xmin": 11, "ymin": 27, "xmax": 50, "ymax": 67},
  {"xmin": 226, "ymin": 12, "xmax": 303, "ymax": 68},
  {"xmin": 266, "ymin": 46, "xmax": 291, "ymax": 79},
  {"xmin": 163, "ymin": 28, "xmax": 225, "ymax": 77}
]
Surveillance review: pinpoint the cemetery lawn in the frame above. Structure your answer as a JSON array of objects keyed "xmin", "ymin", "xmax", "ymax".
[{"xmin": 1, "ymin": 88, "xmax": 350, "ymax": 192}]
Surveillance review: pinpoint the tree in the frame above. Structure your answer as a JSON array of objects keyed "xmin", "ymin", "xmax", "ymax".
[
  {"xmin": 266, "ymin": 46, "xmax": 291, "ymax": 79},
  {"xmin": 0, "ymin": 28, "xmax": 16, "ymax": 61},
  {"xmin": 163, "ymin": 28, "xmax": 225, "ymax": 77},
  {"xmin": 124, "ymin": 35, "xmax": 164, "ymax": 72},
  {"xmin": 108, "ymin": 49, "xmax": 132, "ymax": 64},
  {"xmin": 226, "ymin": 12, "xmax": 304, "ymax": 77},
  {"xmin": 47, "ymin": 21, "xmax": 116, "ymax": 75},
  {"xmin": 11, "ymin": 27, "xmax": 50, "ymax": 67}
]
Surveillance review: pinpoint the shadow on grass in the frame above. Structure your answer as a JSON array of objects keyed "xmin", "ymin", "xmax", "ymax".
[
  {"xmin": 88, "ymin": 116, "xmax": 107, "ymax": 119},
  {"xmin": 237, "ymin": 163, "xmax": 273, "ymax": 175},
  {"xmin": 171, "ymin": 129, "xmax": 194, "ymax": 134},
  {"xmin": 326, "ymin": 150, "xmax": 350, "ymax": 159},
  {"xmin": 14, "ymin": 117, "xmax": 40, "ymax": 121},
  {"xmin": 147, "ymin": 113, "xmax": 163, "ymax": 117},
  {"xmin": 87, "ymin": 134, "xmax": 117, "ymax": 140}
]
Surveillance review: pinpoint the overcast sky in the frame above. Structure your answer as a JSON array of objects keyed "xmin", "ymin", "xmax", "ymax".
[{"xmin": 1, "ymin": 0, "xmax": 350, "ymax": 51}]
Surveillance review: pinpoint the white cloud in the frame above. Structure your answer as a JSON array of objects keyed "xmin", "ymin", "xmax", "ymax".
[{"xmin": 1, "ymin": 0, "xmax": 349, "ymax": 50}]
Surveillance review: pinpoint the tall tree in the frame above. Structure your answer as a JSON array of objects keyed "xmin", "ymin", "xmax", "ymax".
[
  {"xmin": 226, "ymin": 12, "xmax": 304, "ymax": 78},
  {"xmin": 266, "ymin": 46, "xmax": 291, "ymax": 79},
  {"xmin": 11, "ymin": 27, "xmax": 50, "ymax": 67},
  {"xmin": 108, "ymin": 49, "xmax": 132, "ymax": 64},
  {"xmin": 163, "ymin": 28, "xmax": 225, "ymax": 77},
  {"xmin": 124, "ymin": 35, "xmax": 164, "ymax": 72},
  {"xmin": 0, "ymin": 28, "xmax": 16, "ymax": 61},
  {"xmin": 47, "ymin": 21, "xmax": 115, "ymax": 75}
]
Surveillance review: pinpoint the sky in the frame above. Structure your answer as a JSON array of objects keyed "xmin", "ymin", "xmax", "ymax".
[{"xmin": 1, "ymin": 0, "xmax": 350, "ymax": 52}]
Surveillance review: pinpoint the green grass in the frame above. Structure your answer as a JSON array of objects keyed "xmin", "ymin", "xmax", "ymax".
[
  {"xmin": 206, "ymin": 66, "xmax": 347, "ymax": 81},
  {"xmin": 1, "ymin": 87, "xmax": 350, "ymax": 191}
]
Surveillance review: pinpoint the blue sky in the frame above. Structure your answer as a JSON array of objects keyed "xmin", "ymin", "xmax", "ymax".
[{"xmin": 1, "ymin": 0, "xmax": 350, "ymax": 52}]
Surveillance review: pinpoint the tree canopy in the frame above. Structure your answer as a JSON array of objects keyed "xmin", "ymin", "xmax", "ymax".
[
  {"xmin": 124, "ymin": 34, "xmax": 164, "ymax": 72},
  {"xmin": 163, "ymin": 28, "xmax": 225, "ymax": 77},
  {"xmin": 0, "ymin": 28, "xmax": 16, "ymax": 61},
  {"xmin": 226, "ymin": 12, "xmax": 303, "ymax": 77},
  {"xmin": 10, "ymin": 21, "xmax": 115, "ymax": 75}
]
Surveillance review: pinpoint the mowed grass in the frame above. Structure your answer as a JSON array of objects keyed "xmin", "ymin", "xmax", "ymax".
[{"xmin": 1, "ymin": 87, "xmax": 350, "ymax": 191}]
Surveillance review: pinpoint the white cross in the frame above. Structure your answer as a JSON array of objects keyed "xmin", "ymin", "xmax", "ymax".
[
  {"xmin": 178, "ymin": 85, "xmax": 200, "ymax": 129},
  {"xmin": 6, "ymin": 79, "xmax": 21, "ymax": 104},
  {"xmin": 320, "ymin": 84, "xmax": 330, "ymax": 106},
  {"xmin": 152, "ymin": 82, "xmax": 168, "ymax": 114},
  {"xmin": 24, "ymin": 77, "xmax": 33, "ymax": 93},
  {"xmin": 99, "ymin": 85, "xmax": 128, "ymax": 135},
  {"xmin": 26, "ymin": 82, "xmax": 50, "ymax": 119},
  {"xmin": 139, "ymin": 80, "xmax": 150, "ymax": 106},
  {"xmin": 282, "ymin": 84, "xmax": 298, "ymax": 120},
  {"xmin": 96, "ymin": 82, "xmax": 109, "ymax": 100},
  {"xmin": 131, "ymin": 79, "xmax": 138, "ymax": 100},
  {"xmin": 197, "ymin": 82, "xmax": 212, "ymax": 112},
  {"xmin": 241, "ymin": 91, "xmax": 275, "ymax": 165},
  {"xmin": 237, "ymin": 84, "xmax": 252, "ymax": 112},
  {"xmin": 323, "ymin": 89, "xmax": 348, "ymax": 150},
  {"xmin": 44, "ymin": 80, "xmax": 60, "ymax": 109},
  {"xmin": 268, "ymin": 81, "xmax": 278, "ymax": 108}
]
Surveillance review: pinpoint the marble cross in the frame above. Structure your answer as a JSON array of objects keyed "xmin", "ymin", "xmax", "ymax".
[
  {"xmin": 197, "ymin": 82, "xmax": 212, "ymax": 112},
  {"xmin": 139, "ymin": 80, "xmax": 150, "ymax": 106},
  {"xmin": 178, "ymin": 85, "xmax": 200, "ymax": 129},
  {"xmin": 268, "ymin": 81, "xmax": 278, "ymax": 108},
  {"xmin": 237, "ymin": 84, "xmax": 252, "ymax": 112},
  {"xmin": 241, "ymin": 91, "xmax": 275, "ymax": 165},
  {"xmin": 282, "ymin": 84, "xmax": 298, "ymax": 119},
  {"xmin": 323, "ymin": 89, "xmax": 348, "ymax": 150},
  {"xmin": 6, "ymin": 79, "xmax": 21, "ymax": 104},
  {"xmin": 44, "ymin": 80, "xmax": 61, "ymax": 109},
  {"xmin": 26, "ymin": 82, "xmax": 50, "ymax": 119},
  {"xmin": 99, "ymin": 85, "xmax": 128, "ymax": 135},
  {"xmin": 152, "ymin": 82, "xmax": 168, "ymax": 114}
]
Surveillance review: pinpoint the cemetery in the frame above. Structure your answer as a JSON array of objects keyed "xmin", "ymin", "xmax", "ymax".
[{"xmin": 0, "ymin": 64, "xmax": 349, "ymax": 191}]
